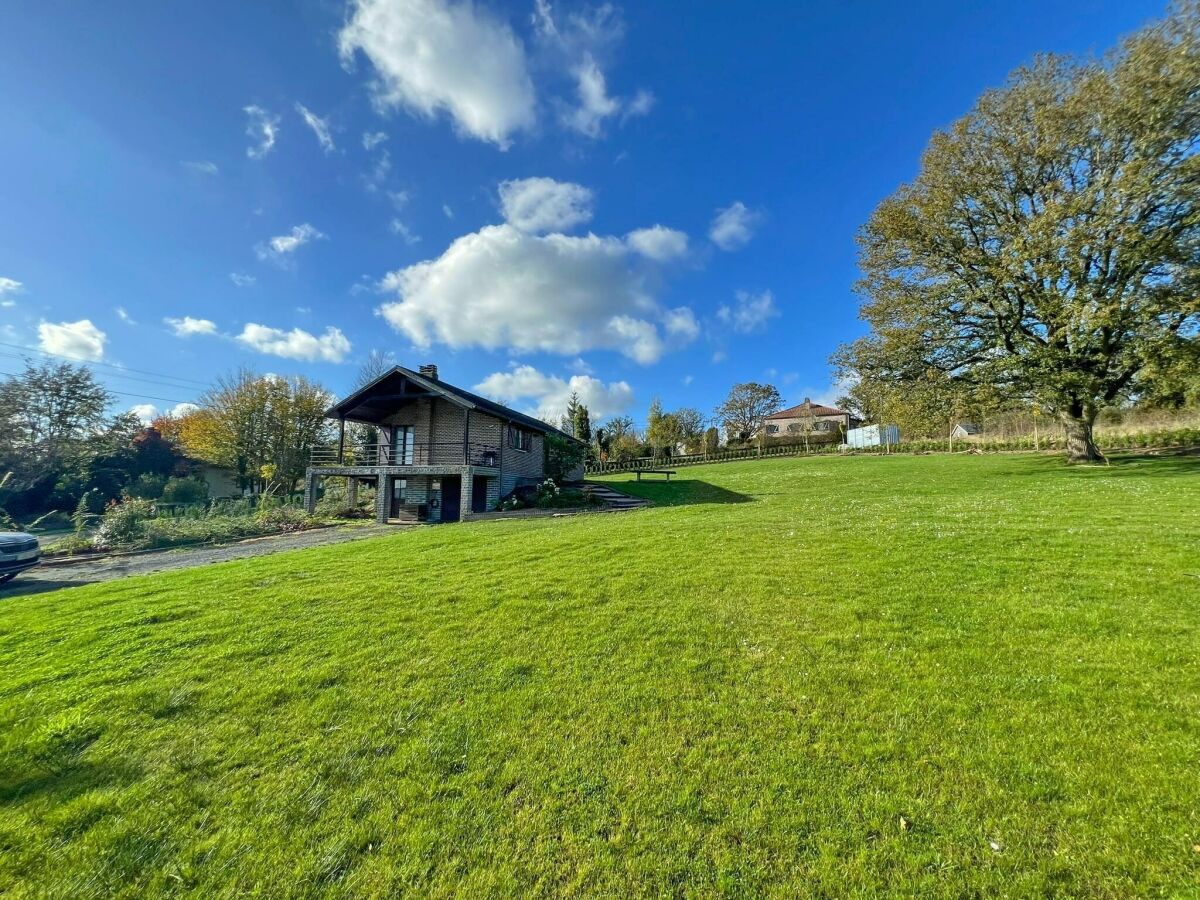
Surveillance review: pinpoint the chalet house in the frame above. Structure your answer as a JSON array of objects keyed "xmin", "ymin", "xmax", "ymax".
[
  {"xmin": 304, "ymin": 364, "xmax": 582, "ymax": 524},
  {"xmin": 764, "ymin": 398, "xmax": 861, "ymax": 440}
]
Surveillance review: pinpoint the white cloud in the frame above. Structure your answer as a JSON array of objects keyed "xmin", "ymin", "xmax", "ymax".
[
  {"xmin": 229, "ymin": 272, "xmax": 257, "ymax": 287},
  {"xmin": 244, "ymin": 105, "xmax": 280, "ymax": 159},
  {"xmin": 662, "ymin": 307, "xmax": 700, "ymax": 342},
  {"xmin": 165, "ymin": 316, "xmax": 218, "ymax": 337},
  {"xmin": 181, "ymin": 160, "xmax": 219, "ymax": 175},
  {"xmin": 363, "ymin": 130, "xmax": 388, "ymax": 150},
  {"xmin": 377, "ymin": 221, "xmax": 694, "ymax": 364},
  {"xmin": 563, "ymin": 54, "xmax": 619, "ymax": 137},
  {"xmin": 296, "ymin": 103, "xmax": 335, "ymax": 153},
  {"xmin": 0, "ymin": 276, "xmax": 22, "ymax": 308},
  {"xmin": 534, "ymin": 0, "xmax": 651, "ymax": 139},
  {"xmin": 625, "ymin": 225, "xmax": 688, "ymax": 261},
  {"xmin": 682, "ymin": 374, "xmax": 694, "ymax": 386},
  {"xmin": 475, "ymin": 365, "xmax": 634, "ymax": 422},
  {"xmin": 498, "ymin": 177, "xmax": 592, "ymax": 233},
  {"xmin": 442, "ymin": 203, "xmax": 454, "ymax": 219},
  {"xmin": 709, "ymin": 201, "xmax": 762, "ymax": 251},
  {"xmin": 363, "ymin": 149, "xmax": 392, "ymax": 193},
  {"xmin": 717, "ymin": 289, "xmax": 779, "ymax": 334},
  {"xmin": 128, "ymin": 401, "xmax": 200, "ymax": 426},
  {"xmin": 38, "ymin": 319, "xmax": 106, "ymax": 362},
  {"xmin": 256, "ymin": 223, "xmax": 325, "ymax": 262},
  {"xmin": 626, "ymin": 88, "xmax": 655, "ymax": 118},
  {"xmin": 115, "ymin": 306, "xmax": 135, "ymax": 324},
  {"xmin": 389, "ymin": 218, "xmax": 421, "ymax": 244},
  {"xmin": 236, "ymin": 323, "xmax": 351, "ymax": 363},
  {"xmin": 129, "ymin": 404, "xmax": 158, "ymax": 425},
  {"xmin": 338, "ymin": 0, "xmax": 536, "ymax": 148}
]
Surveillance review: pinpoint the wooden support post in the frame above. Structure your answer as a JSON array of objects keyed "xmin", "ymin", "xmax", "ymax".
[{"xmin": 337, "ymin": 416, "xmax": 346, "ymax": 464}]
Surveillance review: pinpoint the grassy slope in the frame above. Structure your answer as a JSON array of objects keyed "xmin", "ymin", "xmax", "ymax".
[{"xmin": 1, "ymin": 454, "xmax": 1198, "ymax": 897}]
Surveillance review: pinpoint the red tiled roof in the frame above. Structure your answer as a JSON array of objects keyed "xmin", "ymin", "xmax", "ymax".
[{"xmin": 767, "ymin": 401, "xmax": 849, "ymax": 419}]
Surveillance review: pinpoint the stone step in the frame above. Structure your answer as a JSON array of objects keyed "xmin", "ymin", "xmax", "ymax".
[{"xmin": 580, "ymin": 482, "xmax": 650, "ymax": 510}]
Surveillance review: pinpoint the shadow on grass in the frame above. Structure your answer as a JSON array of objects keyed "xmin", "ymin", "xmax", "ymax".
[
  {"xmin": 0, "ymin": 577, "xmax": 95, "ymax": 598},
  {"xmin": 601, "ymin": 479, "xmax": 755, "ymax": 507},
  {"xmin": 1005, "ymin": 452, "xmax": 1200, "ymax": 479},
  {"xmin": 0, "ymin": 760, "xmax": 139, "ymax": 808}
]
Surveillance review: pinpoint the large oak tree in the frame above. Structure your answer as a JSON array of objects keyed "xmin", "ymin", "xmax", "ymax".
[{"xmin": 836, "ymin": 3, "xmax": 1200, "ymax": 461}]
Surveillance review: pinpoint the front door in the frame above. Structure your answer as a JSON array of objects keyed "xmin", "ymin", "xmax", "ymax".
[
  {"xmin": 390, "ymin": 477, "xmax": 407, "ymax": 518},
  {"xmin": 441, "ymin": 476, "xmax": 461, "ymax": 523},
  {"xmin": 472, "ymin": 475, "xmax": 489, "ymax": 513}
]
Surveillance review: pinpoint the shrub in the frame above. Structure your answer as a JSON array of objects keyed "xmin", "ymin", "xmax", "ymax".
[
  {"xmin": 497, "ymin": 479, "xmax": 598, "ymax": 511},
  {"xmin": 255, "ymin": 504, "xmax": 313, "ymax": 532},
  {"xmin": 126, "ymin": 473, "xmax": 168, "ymax": 500},
  {"xmin": 92, "ymin": 499, "xmax": 155, "ymax": 550},
  {"xmin": 160, "ymin": 477, "xmax": 209, "ymax": 505}
]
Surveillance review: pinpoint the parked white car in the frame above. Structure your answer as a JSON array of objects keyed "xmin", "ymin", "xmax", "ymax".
[{"xmin": 0, "ymin": 532, "xmax": 41, "ymax": 584}]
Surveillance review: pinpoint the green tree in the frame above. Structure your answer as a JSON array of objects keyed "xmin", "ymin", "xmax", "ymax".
[
  {"xmin": 183, "ymin": 370, "xmax": 334, "ymax": 492},
  {"xmin": 714, "ymin": 383, "xmax": 782, "ymax": 443},
  {"xmin": 837, "ymin": 4, "xmax": 1200, "ymax": 462},
  {"xmin": 0, "ymin": 361, "xmax": 111, "ymax": 471},
  {"xmin": 570, "ymin": 397, "xmax": 592, "ymax": 445},
  {"xmin": 674, "ymin": 407, "xmax": 706, "ymax": 453}
]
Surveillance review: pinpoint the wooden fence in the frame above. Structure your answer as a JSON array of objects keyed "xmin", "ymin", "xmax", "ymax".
[{"xmin": 585, "ymin": 443, "xmax": 832, "ymax": 475}]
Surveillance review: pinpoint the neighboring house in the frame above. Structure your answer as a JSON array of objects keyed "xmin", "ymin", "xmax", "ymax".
[
  {"xmin": 764, "ymin": 398, "xmax": 861, "ymax": 440},
  {"xmin": 304, "ymin": 364, "xmax": 582, "ymax": 524},
  {"xmin": 952, "ymin": 422, "xmax": 982, "ymax": 439}
]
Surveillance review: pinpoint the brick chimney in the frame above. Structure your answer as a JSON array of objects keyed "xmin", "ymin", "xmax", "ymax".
[{"xmin": 419, "ymin": 363, "xmax": 439, "ymax": 380}]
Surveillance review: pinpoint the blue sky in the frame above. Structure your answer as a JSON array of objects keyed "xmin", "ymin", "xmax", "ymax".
[{"xmin": 0, "ymin": 0, "xmax": 1165, "ymax": 427}]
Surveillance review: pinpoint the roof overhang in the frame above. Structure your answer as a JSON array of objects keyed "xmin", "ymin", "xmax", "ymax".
[{"xmin": 326, "ymin": 367, "xmax": 473, "ymax": 425}]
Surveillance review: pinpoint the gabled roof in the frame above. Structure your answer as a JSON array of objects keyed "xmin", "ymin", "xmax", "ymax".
[
  {"xmin": 326, "ymin": 366, "xmax": 579, "ymax": 441},
  {"xmin": 767, "ymin": 400, "xmax": 851, "ymax": 419}
]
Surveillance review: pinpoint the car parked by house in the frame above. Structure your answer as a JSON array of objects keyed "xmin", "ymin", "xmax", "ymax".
[{"xmin": 0, "ymin": 532, "xmax": 42, "ymax": 585}]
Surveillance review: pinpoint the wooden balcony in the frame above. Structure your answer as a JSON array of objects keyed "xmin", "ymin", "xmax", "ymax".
[{"xmin": 310, "ymin": 441, "xmax": 500, "ymax": 469}]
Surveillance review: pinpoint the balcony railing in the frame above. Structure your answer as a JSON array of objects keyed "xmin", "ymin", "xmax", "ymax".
[{"xmin": 311, "ymin": 441, "xmax": 501, "ymax": 468}]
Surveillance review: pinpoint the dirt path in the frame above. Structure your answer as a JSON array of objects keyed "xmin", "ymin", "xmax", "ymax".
[{"xmin": 2, "ymin": 525, "xmax": 400, "ymax": 598}]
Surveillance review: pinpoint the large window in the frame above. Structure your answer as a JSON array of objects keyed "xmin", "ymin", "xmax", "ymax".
[
  {"xmin": 508, "ymin": 426, "xmax": 532, "ymax": 452},
  {"xmin": 393, "ymin": 425, "xmax": 415, "ymax": 464}
]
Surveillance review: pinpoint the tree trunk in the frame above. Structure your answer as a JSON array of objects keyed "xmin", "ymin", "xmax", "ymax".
[{"xmin": 1059, "ymin": 405, "xmax": 1104, "ymax": 463}]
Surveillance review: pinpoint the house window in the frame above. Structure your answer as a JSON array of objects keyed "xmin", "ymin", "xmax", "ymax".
[
  {"xmin": 392, "ymin": 478, "xmax": 407, "ymax": 502},
  {"xmin": 767, "ymin": 424, "xmax": 779, "ymax": 434},
  {"xmin": 393, "ymin": 425, "xmax": 415, "ymax": 464},
  {"xmin": 786, "ymin": 423, "xmax": 800, "ymax": 433},
  {"xmin": 508, "ymin": 426, "xmax": 532, "ymax": 452}
]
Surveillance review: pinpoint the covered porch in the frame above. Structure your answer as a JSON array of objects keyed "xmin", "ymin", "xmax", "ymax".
[{"xmin": 304, "ymin": 464, "xmax": 501, "ymax": 524}]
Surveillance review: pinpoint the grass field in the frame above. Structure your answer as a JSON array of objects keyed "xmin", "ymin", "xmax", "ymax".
[{"xmin": 1, "ymin": 453, "xmax": 1198, "ymax": 896}]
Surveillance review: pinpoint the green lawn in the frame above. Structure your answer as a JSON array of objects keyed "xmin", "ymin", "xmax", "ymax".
[{"xmin": 2, "ymin": 454, "xmax": 1198, "ymax": 897}]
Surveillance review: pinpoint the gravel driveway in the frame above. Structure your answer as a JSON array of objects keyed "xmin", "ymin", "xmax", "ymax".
[{"xmin": 2, "ymin": 525, "xmax": 400, "ymax": 598}]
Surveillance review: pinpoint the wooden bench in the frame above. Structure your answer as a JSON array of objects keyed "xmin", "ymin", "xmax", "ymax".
[{"xmin": 636, "ymin": 469, "xmax": 676, "ymax": 481}]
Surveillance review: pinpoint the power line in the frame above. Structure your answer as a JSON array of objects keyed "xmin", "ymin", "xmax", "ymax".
[
  {"xmin": 0, "ymin": 350, "xmax": 205, "ymax": 396},
  {"xmin": 0, "ymin": 371, "xmax": 196, "ymax": 406},
  {"xmin": 0, "ymin": 340, "xmax": 211, "ymax": 389}
]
